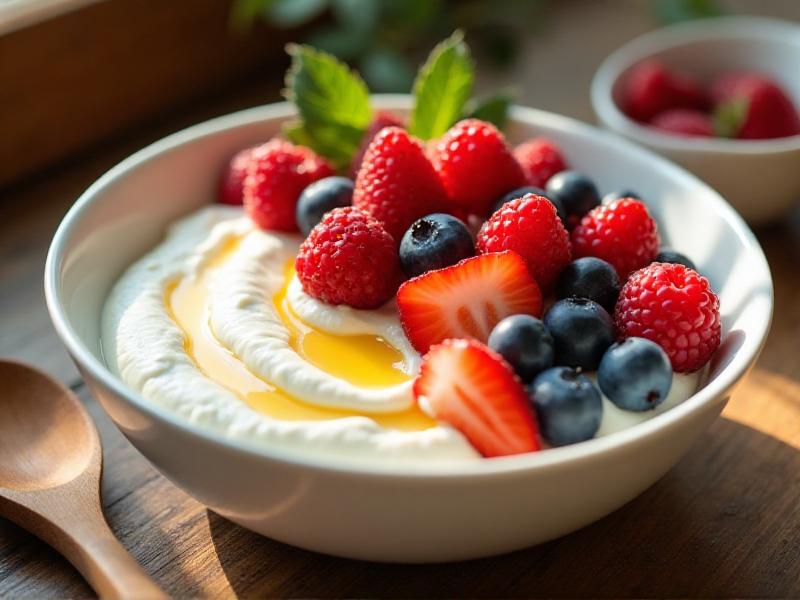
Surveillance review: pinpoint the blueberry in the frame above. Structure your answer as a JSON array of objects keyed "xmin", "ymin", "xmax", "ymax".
[
  {"xmin": 296, "ymin": 176, "xmax": 354, "ymax": 235},
  {"xmin": 602, "ymin": 189, "xmax": 642, "ymax": 204},
  {"xmin": 656, "ymin": 248, "xmax": 696, "ymax": 271},
  {"xmin": 598, "ymin": 337, "xmax": 673, "ymax": 411},
  {"xmin": 543, "ymin": 298, "xmax": 615, "ymax": 370},
  {"xmin": 545, "ymin": 171, "xmax": 600, "ymax": 225},
  {"xmin": 399, "ymin": 213, "xmax": 474, "ymax": 278},
  {"xmin": 555, "ymin": 257, "xmax": 621, "ymax": 313},
  {"xmin": 488, "ymin": 315, "xmax": 554, "ymax": 384},
  {"xmin": 530, "ymin": 367, "xmax": 603, "ymax": 446},
  {"xmin": 492, "ymin": 186, "xmax": 567, "ymax": 225}
]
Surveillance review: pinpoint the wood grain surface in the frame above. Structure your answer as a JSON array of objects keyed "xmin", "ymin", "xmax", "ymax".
[{"xmin": 1, "ymin": 1, "xmax": 799, "ymax": 597}]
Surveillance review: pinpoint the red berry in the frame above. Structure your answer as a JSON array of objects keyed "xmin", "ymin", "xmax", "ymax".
[
  {"xmin": 615, "ymin": 262, "xmax": 720, "ymax": 373},
  {"xmin": 218, "ymin": 146, "xmax": 257, "ymax": 205},
  {"xmin": 429, "ymin": 119, "xmax": 526, "ymax": 216},
  {"xmin": 295, "ymin": 207, "xmax": 399, "ymax": 309},
  {"xmin": 650, "ymin": 109, "xmax": 714, "ymax": 137},
  {"xmin": 353, "ymin": 127, "xmax": 448, "ymax": 240},
  {"xmin": 350, "ymin": 110, "xmax": 404, "ymax": 177},
  {"xmin": 713, "ymin": 73, "xmax": 800, "ymax": 140},
  {"xmin": 622, "ymin": 60, "xmax": 707, "ymax": 122},
  {"xmin": 397, "ymin": 251, "xmax": 543, "ymax": 354},
  {"xmin": 476, "ymin": 195, "xmax": 571, "ymax": 291},
  {"xmin": 244, "ymin": 139, "xmax": 334, "ymax": 231},
  {"xmin": 571, "ymin": 198, "xmax": 660, "ymax": 278},
  {"xmin": 414, "ymin": 338, "xmax": 540, "ymax": 457},
  {"xmin": 513, "ymin": 137, "xmax": 567, "ymax": 187}
]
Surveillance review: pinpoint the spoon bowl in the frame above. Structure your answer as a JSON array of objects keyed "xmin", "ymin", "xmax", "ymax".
[
  {"xmin": 0, "ymin": 361, "xmax": 96, "ymax": 491},
  {"xmin": 0, "ymin": 360, "xmax": 165, "ymax": 599}
]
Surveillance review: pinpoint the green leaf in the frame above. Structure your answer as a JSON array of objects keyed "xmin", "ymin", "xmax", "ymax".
[
  {"xmin": 284, "ymin": 44, "xmax": 373, "ymax": 168},
  {"xmin": 466, "ymin": 91, "xmax": 514, "ymax": 130},
  {"xmin": 654, "ymin": 0, "xmax": 722, "ymax": 24},
  {"xmin": 409, "ymin": 31, "xmax": 474, "ymax": 140},
  {"xmin": 713, "ymin": 99, "xmax": 746, "ymax": 138},
  {"xmin": 229, "ymin": 0, "xmax": 274, "ymax": 29},
  {"xmin": 267, "ymin": 0, "xmax": 328, "ymax": 27}
]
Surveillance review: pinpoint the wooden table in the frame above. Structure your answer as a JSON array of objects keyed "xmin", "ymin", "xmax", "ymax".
[{"xmin": 2, "ymin": 3, "xmax": 800, "ymax": 596}]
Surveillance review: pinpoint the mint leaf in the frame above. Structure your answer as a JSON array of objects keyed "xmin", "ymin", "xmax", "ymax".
[
  {"xmin": 466, "ymin": 91, "xmax": 513, "ymax": 130},
  {"xmin": 409, "ymin": 31, "xmax": 474, "ymax": 140},
  {"xmin": 284, "ymin": 44, "xmax": 372, "ymax": 167}
]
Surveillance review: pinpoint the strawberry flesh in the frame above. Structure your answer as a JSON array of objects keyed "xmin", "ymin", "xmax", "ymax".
[
  {"xmin": 397, "ymin": 251, "xmax": 543, "ymax": 354},
  {"xmin": 414, "ymin": 339, "xmax": 540, "ymax": 457}
]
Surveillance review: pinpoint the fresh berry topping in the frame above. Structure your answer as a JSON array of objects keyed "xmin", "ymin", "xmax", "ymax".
[
  {"xmin": 353, "ymin": 127, "xmax": 448, "ymax": 240},
  {"xmin": 555, "ymin": 257, "xmax": 621, "ymax": 313},
  {"xmin": 399, "ymin": 213, "xmax": 475, "ymax": 278},
  {"xmin": 602, "ymin": 189, "xmax": 642, "ymax": 204},
  {"xmin": 350, "ymin": 110, "xmax": 404, "ymax": 176},
  {"xmin": 545, "ymin": 171, "xmax": 601, "ymax": 228},
  {"xmin": 414, "ymin": 339, "xmax": 540, "ymax": 457},
  {"xmin": 598, "ymin": 338, "xmax": 673, "ymax": 412},
  {"xmin": 571, "ymin": 198, "xmax": 660, "ymax": 278},
  {"xmin": 295, "ymin": 207, "xmax": 399, "ymax": 309},
  {"xmin": 543, "ymin": 298, "xmax": 615, "ymax": 371},
  {"xmin": 218, "ymin": 146, "xmax": 257, "ymax": 205},
  {"xmin": 622, "ymin": 60, "xmax": 706, "ymax": 122},
  {"xmin": 651, "ymin": 109, "xmax": 714, "ymax": 137},
  {"xmin": 295, "ymin": 176, "xmax": 354, "ymax": 236},
  {"xmin": 243, "ymin": 139, "xmax": 334, "ymax": 231},
  {"xmin": 615, "ymin": 262, "xmax": 720, "ymax": 373},
  {"xmin": 513, "ymin": 137, "xmax": 567, "ymax": 188},
  {"xmin": 429, "ymin": 119, "xmax": 526, "ymax": 216},
  {"xmin": 488, "ymin": 315, "xmax": 554, "ymax": 384},
  {"xmin": 713, "ymin": 73, "xmax": 800, "ymax": 140},
  {"xmin": 530, "ymin": 367, "xmax": 603, "ymax": 447},
  {"xmin": 477, "ymin": 195, "xmax": 571, "ymax": 292},
  {"xmin": 397, "ymin": 251, "xmax": 543, "ymax": 354},
  {"xmin": 656, "ymin": 248, "xmax": 696, "ymax": 271},
  {"xmin": 492, "ymin": 186, "xmax": 566, "ymax": 224}
]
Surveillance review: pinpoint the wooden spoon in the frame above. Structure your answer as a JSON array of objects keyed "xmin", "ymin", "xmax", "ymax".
[{"xmin": 0, "ymin": 360, "xmax": 166, "ymax": 599}]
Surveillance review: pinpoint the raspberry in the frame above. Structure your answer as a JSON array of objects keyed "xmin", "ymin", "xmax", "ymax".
[
  {"xmin": 350, "ymin": 110, "xmax": 404, "ymax": 177},
  {"xmin": 571, "ymin": 198, "xmax": 660, "ymax": 278},
  {"xmin": 295, "ymin": 207, "xmax": 399, "ymax": 309},
  {"xmin": 353, "ymin": 127, "xmax": 448, "ymax": 240},
  {"xmin": 218, "ymin": 146, "xmax": 256, "ymax": 205},
  {"xmin": 477, "ymin": 195, "xmax": 571, "ymax": 291},
  {"xmin": 513, "ymin": 137, "xmax": 567, "ymax": 188},
  {"xmin": 615, "ymin": 262, "xmax": 720, "ymax": 373},
  {"xmin": 243, "ymin": 139, "xmax": 334, "ymax": 231},
  {"xmin": 429, "ymin": 119, "xmax": 526, "ymax": 216},
  {"xmin": 650, "ymin": 109, "xmax": 714, "ymax": 137}
]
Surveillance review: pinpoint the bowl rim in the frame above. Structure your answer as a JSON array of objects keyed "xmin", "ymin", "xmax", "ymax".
[
  {"xmin": 45, "ymin": 95, "xmax": 774, "ymax": 479},
  {"xmin": 591, "ymin": 15, "xmax": 800, "ymax": 155}
]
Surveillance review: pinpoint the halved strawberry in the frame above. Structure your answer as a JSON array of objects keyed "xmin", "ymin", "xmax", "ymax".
[
  {"xmin": 414, "ymin": 339, "xmax": 540, "ymax": 457},
  {"xmin": 397, "ymin": 251, "xmax": 543, "ymax": 354}
]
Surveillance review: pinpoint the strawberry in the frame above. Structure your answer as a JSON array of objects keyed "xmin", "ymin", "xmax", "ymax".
[
  {"xmin": 712, "ymin": 73, "xmax": 800, "ymax": 140},
  {"xmin": 650, "ymin": 109, "xmax": 714, "ymax": 137},
  {"xmin": 622, "ymin": 60, "xmax": 708, "ymax": 122},
  {"xmin": 353, "ymin": 127, "xmax": 449, "ymax": 240},
  {"xmin": 414, "ymin": 338, "xmax": 540, "ymax": 457},
  {"xmin": 397, "ymin": 251, "xmax": 543, "ymax": 354},
  {"xmin": 429, "ymin": 119, "xmax": 526, "ymax": 216}
]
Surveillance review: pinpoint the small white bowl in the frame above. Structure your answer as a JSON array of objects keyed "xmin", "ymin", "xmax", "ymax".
[
  {"xmin": 45, "ymin": 96, "xmax": 772, "ymax": 562},
  {"xmin": 592, "ymin": 16, "xmax": 800, "ymax": 225}
]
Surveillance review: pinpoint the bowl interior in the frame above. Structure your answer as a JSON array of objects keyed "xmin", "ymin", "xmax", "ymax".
[
  {"xmin": 47, "ymin": 98, "xmax": 773, "ymax": 473},
  {"xmin": 601, "ymin": 18, "xmax": 800, "ymax": 136}
]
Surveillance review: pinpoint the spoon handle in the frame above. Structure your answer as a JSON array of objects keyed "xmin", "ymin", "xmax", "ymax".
[{"xmin": 64, "ymin": 517, "xmax": 168, "ymax": 600}]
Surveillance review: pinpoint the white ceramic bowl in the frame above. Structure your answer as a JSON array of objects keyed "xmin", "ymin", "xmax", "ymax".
[
  {"xmin": 45, "ymin": 96, "xmax": 772, "ymax": 562},
  {"xmin": 591, "ymin": 16, "xmax": 800, "ymax": 225}
]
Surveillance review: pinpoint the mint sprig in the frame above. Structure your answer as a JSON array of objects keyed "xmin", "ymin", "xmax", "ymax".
[
  {"xmin": 466, "ymin": 91, "xmax": 513, "ymax": 130},
  {"xmin": 283, "ymin": 44, "xmax": 373, "ymax": 168},
  {"xmin": 409, "ymin": 31, "xmax": 474, "ymax": 140}
]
